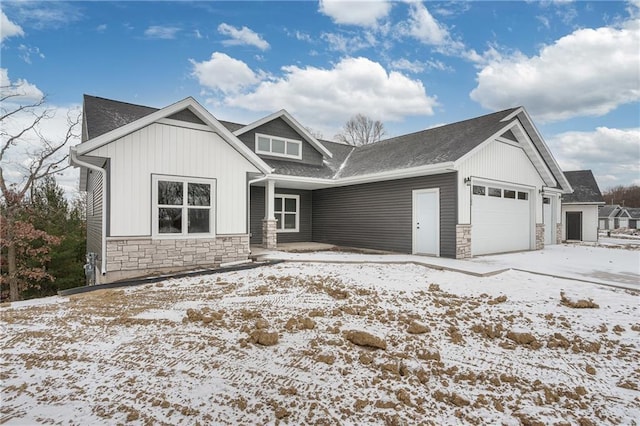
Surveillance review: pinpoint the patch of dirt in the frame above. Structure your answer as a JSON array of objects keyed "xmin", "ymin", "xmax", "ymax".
[
  {"xmin": 560, "ymin": 292, "xmax": 599, "ymax": 309},
  {"xmin": 344, "ymin": 330, "xmax": 386, "ymax": 350}
]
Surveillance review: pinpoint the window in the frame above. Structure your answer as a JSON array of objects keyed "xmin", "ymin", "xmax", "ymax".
[
  {"xmin": 153, "ymin": 175, "xmax": 214, "ymax": 237},
  {"xmin": 504, "ymin": 190, "xmax": 516, "ymax": 199},
  {"xmin": 274, "ymin": 194, "xmax": 299, "ymax": 232},
  {"xmin": 543, "ymin": 197, "xmax": 550, "ymax": 204},
  {"xmin": 517, "ymin": 191, "xmax": 528, "ymax": 200},
  {"xmin": 488, "ymin": 187, "xmax": 502, "ymax": 197},
  {"xmin": 255, "ymin": 133, "xmax": 302, "ymax": 160},
  {"xmin": 472, "ymin": 185, "xmax": 486, "ymax": 195}
]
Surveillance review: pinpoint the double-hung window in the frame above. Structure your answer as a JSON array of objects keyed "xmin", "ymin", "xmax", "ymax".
[
  {"xmin": 152, "ymin": 175, "xmax": 215, "ymax": 237},
  {"xmin": 255, "ymin": 133, "xmax": 302, "ymax": 160},
  {"xmin": 274, "ymin": 194, "xmax": 299, "ymax": 232}
]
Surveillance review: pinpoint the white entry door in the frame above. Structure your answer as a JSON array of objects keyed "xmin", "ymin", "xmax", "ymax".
[{"xmin": 413, "ymin": 189, "xmax": 439, "ymax": 256}]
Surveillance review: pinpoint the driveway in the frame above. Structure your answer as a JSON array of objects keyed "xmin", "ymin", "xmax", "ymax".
[{"xmin": 468, "ymin": 243, "xmax": 640, "ymax": 290}]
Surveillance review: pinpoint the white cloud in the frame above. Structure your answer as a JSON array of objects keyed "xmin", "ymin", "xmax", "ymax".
[
  {"xmin": 321, "ymin": 31, "xmax": 376, "ymax": 53},
  {"xmin": 3, "ymin": 2, "xmax": 82, "ymax": 30},
  {"xmin": 190, "ymin": 52, "xmax": 262, "ymax": 94},
  {"xmin": 1, "ymin": 11, "xmax": 24, "ymax": 41},
  {"xmin": 470, "ymin": 19, "xmax": 640, "ymax": 122},
  {"xmin": 547, "ymin": 127, "xmax": 640, "ymax": 188},
  {"xmin": 221, "ymin": 56, "xmax": 437, "ymax": 131},
  {"xmin": 390, "ymin": 58, "xmax": 451, "ymax": 73},
  {"xmin": 398, "ymin": 2, "xmax": 450, "ymax": 46},
  {"xmin": 218, "ymin": 23, "xmax": 269, "ymax": 51},
  {"xmin": 319, "ymin": 0, "xmax": 392, "ymax": 27},
  {"xmin": 144, "ymin": 25, "xmax": 180, "ymax": 39},
  {"xmin": 96, "ymin": 24, "xmax": 107, "ymax": 32},
  {"xmin": 18, "ymin": 44, "xmax": 45, "ymax": 64},
  {"xmin": 0, "ymin": 68, "xmax": 44, "ymax": 101}
]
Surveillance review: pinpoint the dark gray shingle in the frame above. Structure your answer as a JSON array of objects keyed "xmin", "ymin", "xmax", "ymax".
[{"xmin": 563, "ymin": 170, "xmax": 604, "ymax": 203}]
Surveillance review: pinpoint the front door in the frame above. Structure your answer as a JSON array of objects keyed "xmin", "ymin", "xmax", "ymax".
[
  {"xmin": 566, "ymin": 212, "xmax": 582, "ymax": 241},
  {"xmin": 413, "ymin": 189, "xmax": 439, "ymax": 256}
]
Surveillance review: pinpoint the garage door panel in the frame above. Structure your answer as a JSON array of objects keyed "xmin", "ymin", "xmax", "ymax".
[{"xmin": 472, "ymin": 185, "xmax": 531, "ymax": 256}]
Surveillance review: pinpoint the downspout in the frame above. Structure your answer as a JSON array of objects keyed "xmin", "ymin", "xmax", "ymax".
[{"xmin": 70, "ymin": 147, "xmax": 107, "ymax": 276}]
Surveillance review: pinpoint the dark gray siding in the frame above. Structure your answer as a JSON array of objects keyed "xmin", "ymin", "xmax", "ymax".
[
  {"xmin": 312, "ymin": 173, "xmax": 457, "ymax": 257},
  {"xmin": 167, "ymin": 108, "xmax": 206, "ymax": 125},
  {"xmin": 86, "ymin": 168, "xmax": 103, "ymax": 256},
  {"xmin": 237, "ymin": 117, "xmax": 324, "ymax": 166},
  {"xmin": 249, "ymin": 186, "xmax": 313, "ymax": 244}
]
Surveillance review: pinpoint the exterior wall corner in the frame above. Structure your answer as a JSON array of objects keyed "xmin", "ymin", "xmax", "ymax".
[
  {"xmin": 535, "ymin": 223, "xmax": 545, "ymax": 250},
  {"xmin": 455, "ymin": 224, "xmax": 472, "ymax": 259}
]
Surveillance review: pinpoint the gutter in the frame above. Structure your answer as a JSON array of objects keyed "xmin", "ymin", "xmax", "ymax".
[{"xmin": 70, "ymin": 147, "xmax": 107, "ymax": 276}]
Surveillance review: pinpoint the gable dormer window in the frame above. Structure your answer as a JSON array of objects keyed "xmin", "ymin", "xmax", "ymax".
[{"xmin": 255, "ymin": 133, "xmax": 302, "ymax": 160}]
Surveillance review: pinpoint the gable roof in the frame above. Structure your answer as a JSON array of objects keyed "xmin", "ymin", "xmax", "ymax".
[
  {"xmin": 75, "ymin": 95, "xmax": 271, "ymax": 174},
  {"xmin": 234, "ymin": 109, "xmax": 333, "ymax": 159},
  {"xmin": 625, "ymin": 207, "xmax": 640, "ymax": 219},
  {"xmin": 562, "ymin": 170, "xmax": 604, "ymax": 204},
  {"xmin": 599, "ymin": 204, "xmax": 621, "ymax": 218},
  {"xmin": 335, "ymin": 108, "xmax": 519, "ymax": 178},
  {"xmin": 83, "ymin": 95, "xmax": 157, "ymax": 141}
]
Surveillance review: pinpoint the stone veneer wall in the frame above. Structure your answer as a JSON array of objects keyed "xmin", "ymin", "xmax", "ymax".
[
  {"xmin": 262, "ymin": 219, "xmax": 277, "ymax": 249},
  {"xmin": 535, "ymin": 224, "xmax": 545, "ymax": 250},
  {"xmin": 456, "ymin": 224, "xmax": 472, "ymax": 259},
  {"xmin": 104, "ymin": 235, "xmax": 249, "ymax": 282},
  {"xmin": 556, "ymin": 223, "xmax": 562, "ymax": 244}
]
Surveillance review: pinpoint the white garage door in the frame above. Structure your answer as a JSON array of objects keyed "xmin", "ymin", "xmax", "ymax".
[{"xmin": 472, "ymin": 183, "xmax": 532, "ymax": 256}]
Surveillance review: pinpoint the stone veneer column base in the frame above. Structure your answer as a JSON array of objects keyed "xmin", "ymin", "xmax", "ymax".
[
  {"xmin": 556, "ymin": 223, "xmax": 563, "ymax": 244},
  {"xmin": 262, "ymin": 219, "xmax": 277, "ymax": 249},
  {"xmin": 104, "ymin": 235, "xmax": 249, "ymax": 283},
  {"xmin": 535, "ymin": 224, "xmax": 545, "ymax": 250},
  {"xmin": 456, "ymin": 224, "xmax": 472, "ymax": 259}
]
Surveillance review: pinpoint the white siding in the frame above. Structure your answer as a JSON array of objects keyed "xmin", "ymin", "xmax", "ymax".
[
  {"xmin": 456, "ymin": 139, "xmax": 545, "ymax": 224},
  {"xmin": 92, "ymin": 122, "xmax": 259, "ymax": 236},
  {"xmin": 561, "ymin": 204, "xmax": 599, "ymax": 242}
]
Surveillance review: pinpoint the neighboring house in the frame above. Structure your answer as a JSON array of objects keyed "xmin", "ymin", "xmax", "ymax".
[
  {"xmin": 71, "ymin": 95, "xmax": 573, "ymax": 284},
  {"xmin": 626, "ymin": 208, "xmax": 640, "ymax": 229},
  {"xmin": 599, "ymin": 205, "xmax": 623, "ymax": 230},
  {"xmin": 561, "ymin": 170, "xmax": 604, "ymax": 242}
]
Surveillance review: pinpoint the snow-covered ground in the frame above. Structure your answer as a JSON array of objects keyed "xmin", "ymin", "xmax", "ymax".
[{"xmin": 2, "ymin": 258, "xmax": 639, "ymax": 424}]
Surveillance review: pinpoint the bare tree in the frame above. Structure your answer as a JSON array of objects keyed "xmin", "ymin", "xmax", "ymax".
[
  {"xmin": 0, "ymin": 83, "xmax": 80, "ymax": 301},
  {"xmin": 335, "ymin": 114, "xmax": 386, "ymax": 146}
]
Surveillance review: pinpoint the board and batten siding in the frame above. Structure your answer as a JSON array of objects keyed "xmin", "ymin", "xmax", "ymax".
[
  {"xmin": 312, "ymin": 173, "xmax": 457, "ymax": 257},
  {"xmin": 236, "ymin": 117, "xmax": 324, "ymax": 166},
  {"xmin": 456, "ymin": 139, "xmax": 546, "ymax": 224},
  {"xmin": 249, "ymin": 186, "xmax": 312, "ymax": 244},
  {"xmin": 86, "ymin": 167, "xmax": 103, "ymax": 256},
  {"xmin": 90, "ymin": 122, "xmax": 260, "ymax": 237}
]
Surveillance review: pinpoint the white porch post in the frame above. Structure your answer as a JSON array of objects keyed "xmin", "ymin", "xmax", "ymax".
[{"xmin": 262, "ymin": 179, "xmax": 277, "ymax": 249}]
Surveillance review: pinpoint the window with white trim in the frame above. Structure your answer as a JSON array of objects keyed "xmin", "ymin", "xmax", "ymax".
[
  {"xmin": 274, "ymin": 194, "xmax": 299, "ymax": 232},
  {"xmin": 152, "ymin": 175, "xmax": 215, "ymax": 237},
  {"xmin": 255, "ymin": 133, "xmax": 302, "ymax": 160}
]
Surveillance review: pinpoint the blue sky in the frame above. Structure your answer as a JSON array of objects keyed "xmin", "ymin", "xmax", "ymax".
[{"xmin": 1, "ymin": 0, "xmax": 639, "ymax": 194}]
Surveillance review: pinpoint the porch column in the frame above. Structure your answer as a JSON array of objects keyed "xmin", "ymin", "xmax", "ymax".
[{"xmin": 262, "ymin": 179, "xmax": 277, "ymax": 249}]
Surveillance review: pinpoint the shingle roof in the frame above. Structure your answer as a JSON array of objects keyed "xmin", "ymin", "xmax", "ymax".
[
  {"xmin": 599, "ymin": 205, "xmax": 620, "ymax": 217},
  {"xmin": 83, "ymin": 95, "xmax": 251, "ymax": 140},
  {"xmin": 625, "ymin": 207, "xmax": 640, "ymax": 219},
  {"xmin": 81, "ymin": 96, "xmax": 548, "ymax": 182},
  {"xmin": 336, "ymin": 108, "xmax": 519, "ymax": 178},
  {"xmin": 562, "ymin": 170, "xmax": 604, "ymax": 203},
  {"xmin": 83, "ymin": 95, "xmax": 157, "ymax": 140}
]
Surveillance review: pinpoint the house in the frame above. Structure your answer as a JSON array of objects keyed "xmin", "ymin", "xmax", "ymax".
[
  {"xmin": 71, "ymin": 95, "xmax": 573, "ymax": 284},
  {"xmin": 598, "ymin": 205, "xmax": 638, "ymax": 230},
  {"xmin": 560, "ymin": 170, "xmax": 604, "ymax": 242},
  {"xmin": 599, "ymin": 205, "xmax": 623, "ymax": 230},
  {"xmin": 626, "ymin": 208, "xmax": 640, "ymax": 229}
]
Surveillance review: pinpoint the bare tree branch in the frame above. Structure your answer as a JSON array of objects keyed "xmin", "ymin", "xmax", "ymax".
[{"xmin": 335, "ymin": 114, "xmax": 386, "ymax": 146}]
